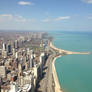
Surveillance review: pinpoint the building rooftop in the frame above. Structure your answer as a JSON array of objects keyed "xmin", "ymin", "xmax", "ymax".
[{"xmin": 22, "ymin": 84, "xmax": 31, "ymax": 92}]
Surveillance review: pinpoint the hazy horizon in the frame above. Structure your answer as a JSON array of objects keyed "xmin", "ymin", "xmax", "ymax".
[{"xmin": 0, "ymin": 29, "xmax": 92, "ymax": 33}]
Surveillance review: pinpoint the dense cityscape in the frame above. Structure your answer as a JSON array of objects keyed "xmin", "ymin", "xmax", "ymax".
[{"xmin": 0, "ymin": 31, "xmax": 54, "ymax": 92}]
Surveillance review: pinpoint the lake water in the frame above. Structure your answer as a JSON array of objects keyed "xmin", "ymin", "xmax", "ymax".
[{"xmin": 49, "ymin": 31, "xmax": 92, "ymax": 92}]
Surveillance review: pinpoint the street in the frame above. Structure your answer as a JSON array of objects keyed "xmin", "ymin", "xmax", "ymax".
[{"xmin": 36, "ymin": 54, "xmax": 53, "ymax": 92}]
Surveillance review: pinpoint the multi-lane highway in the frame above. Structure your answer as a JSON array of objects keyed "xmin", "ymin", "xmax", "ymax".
[
  {"xmin": 36, "ymin": 47, "xmax": 56, "ymax": 92},
  {"xmin": 36, "ymin": 55, "xmax": 52, "ymax": 92}
]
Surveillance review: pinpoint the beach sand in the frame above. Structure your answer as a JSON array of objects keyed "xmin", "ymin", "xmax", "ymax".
[{"xmin": 50, "ymin": 42, "xmax": 90, "ymax": 55}]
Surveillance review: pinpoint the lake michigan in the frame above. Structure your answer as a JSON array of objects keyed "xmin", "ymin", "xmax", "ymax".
[{"xmin": 49, "ymin": 31, "xmax": 92, "ymax": 92}]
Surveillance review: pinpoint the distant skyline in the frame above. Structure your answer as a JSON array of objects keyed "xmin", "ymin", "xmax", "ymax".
[{"xmin": 0, "ymin": 0, "xmax": 92, "ymax": 31}]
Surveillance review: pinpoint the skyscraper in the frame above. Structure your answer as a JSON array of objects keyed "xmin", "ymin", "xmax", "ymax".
[
  {"xmin": 39, "ymin": 52, "xmax": 45, "ymax": 78},
  {"xmin": 7, "ymin": 44, "xmax": 12, "ymax": 54},
  {"xmin": 3, "ymin": 43, "xmax": 6, "ymax": 51},
  {"xmin": 0, "ymin": 66, "xmax": 6, "ymax": 78},
  {"xmin": 14, "ymin": 40, "xmax": 18, "ymax": 49},
  {"xmin": 18, "ymin": 63, "xmax": 23, "ymax": 77}
]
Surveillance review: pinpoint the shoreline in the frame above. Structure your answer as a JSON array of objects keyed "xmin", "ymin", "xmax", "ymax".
[
  {"xmin": 50, "ymin": 42, "xmax": 90, "ymax": 55},
  {"xmin": 52, "ymin": 55, "xmax": 63, "ymax": 92},
  {"xmin": 50, "ymin": 41, "xmax": 90, "ymax": 92}
]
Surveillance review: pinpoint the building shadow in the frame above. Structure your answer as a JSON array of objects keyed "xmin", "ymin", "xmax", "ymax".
[{"xmin": 43, "ymin": 66, "xmax": 48, "ymax": 71}]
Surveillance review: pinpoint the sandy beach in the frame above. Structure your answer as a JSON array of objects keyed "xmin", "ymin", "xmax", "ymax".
[{"xmin": 50, "ymin": 42, "xmax": 90, "ymax": 55}]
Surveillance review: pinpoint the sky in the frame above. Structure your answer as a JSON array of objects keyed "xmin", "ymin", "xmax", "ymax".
[{"xmin": 0, "ymin": 0, "xmax": 92, "ymax": 31}]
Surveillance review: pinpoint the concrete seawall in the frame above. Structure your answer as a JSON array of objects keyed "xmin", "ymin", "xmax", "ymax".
[{"xmin": 52, "ymin": 56, "xmax": 63, "ymax": 92}]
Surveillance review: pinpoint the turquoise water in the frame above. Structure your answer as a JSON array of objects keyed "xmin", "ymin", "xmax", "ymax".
[{"xmin": 49, "ymin": 31, "xmax": 92, "ymax": 92}]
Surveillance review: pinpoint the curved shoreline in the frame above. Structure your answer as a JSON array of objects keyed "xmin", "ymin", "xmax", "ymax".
[
  {"xmin": 50, "ymin": 41, "xmax": 90, "ymax": 92},
  {"xmin": 52, "ymin": 55, "xmax": 63, "ymax": 92},
  {"xmin": 50, "ymin": 42, "xmax": 90, "ymax": 55}
]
